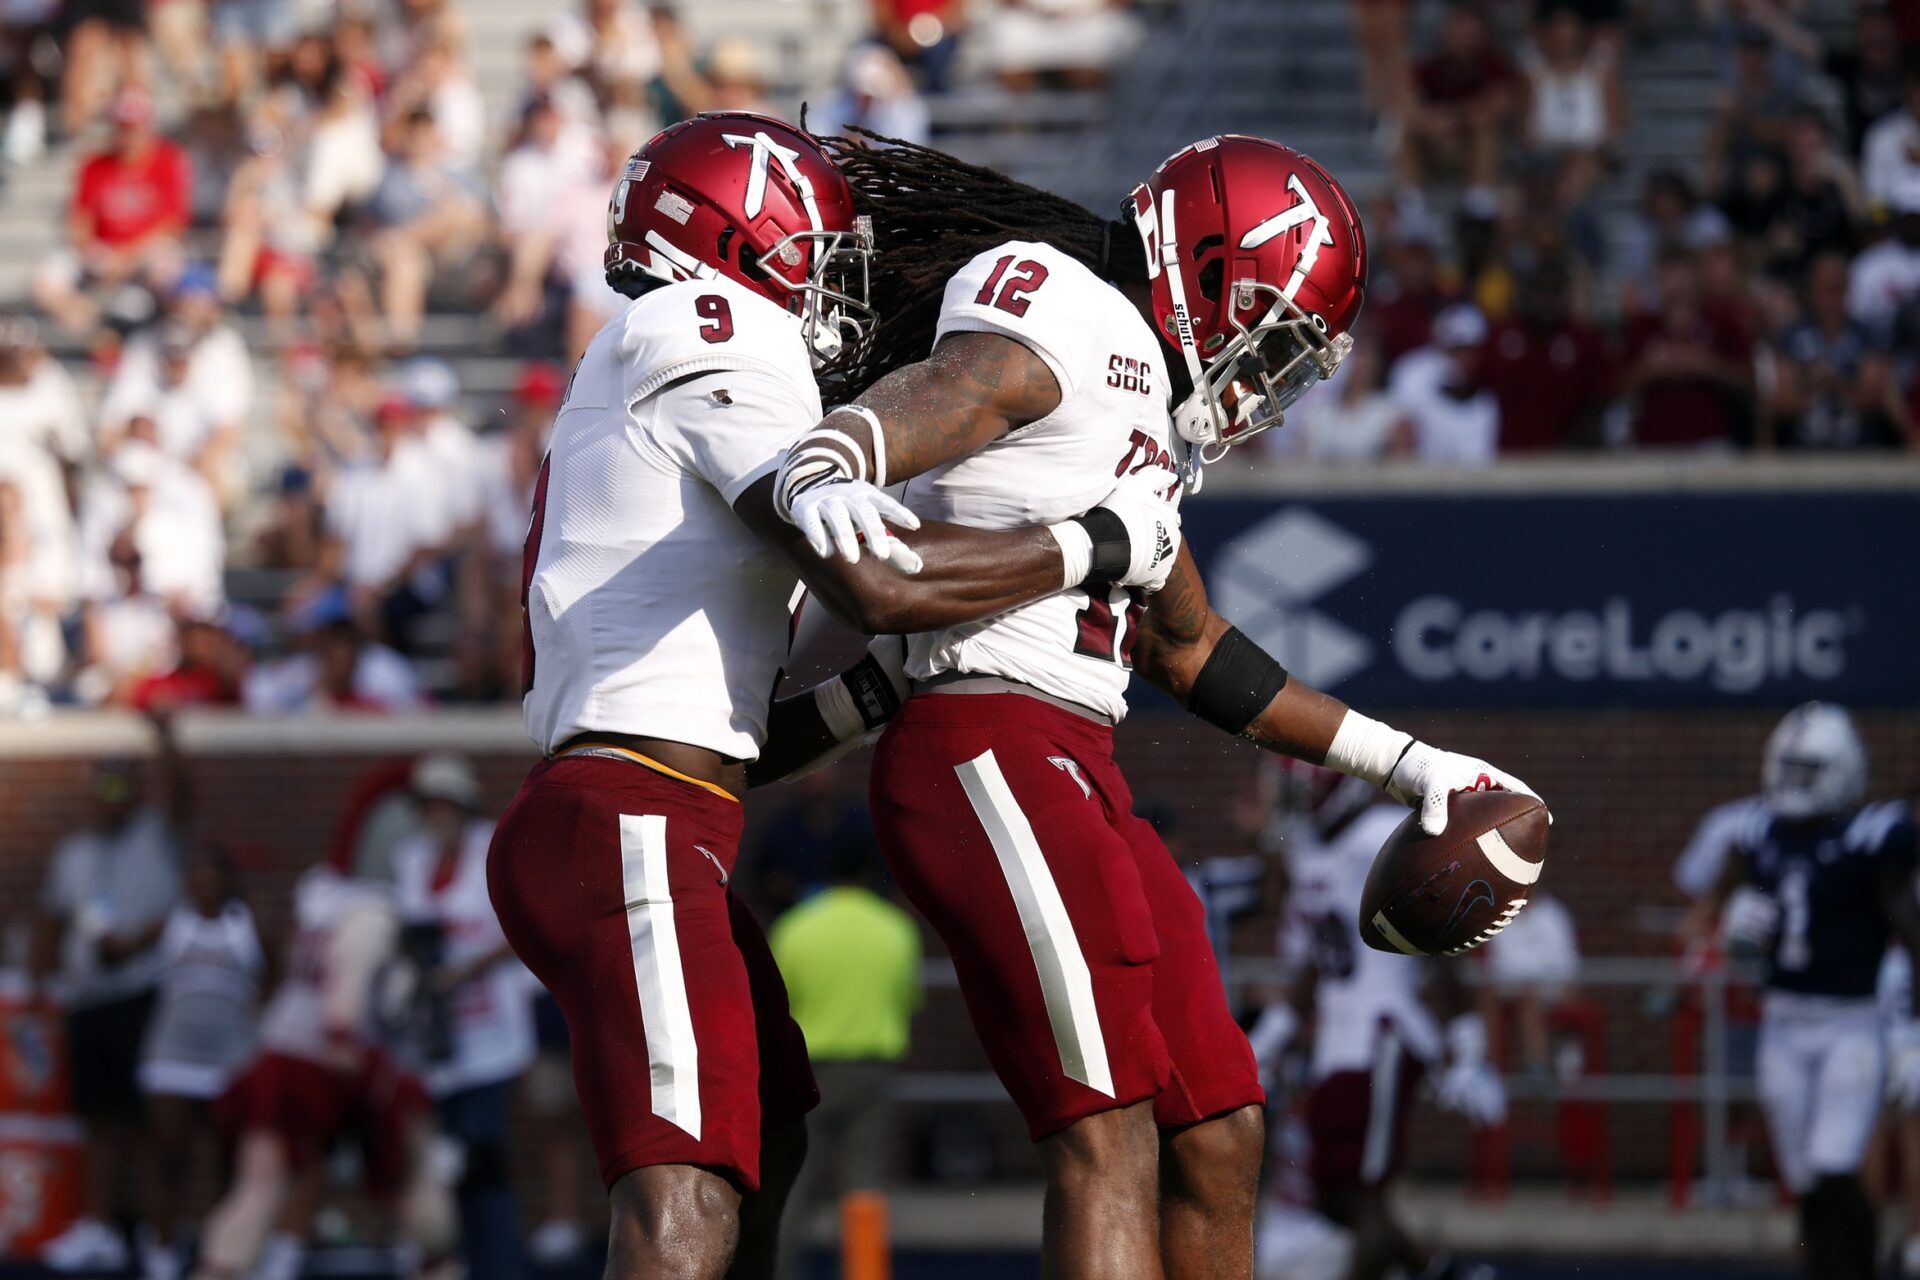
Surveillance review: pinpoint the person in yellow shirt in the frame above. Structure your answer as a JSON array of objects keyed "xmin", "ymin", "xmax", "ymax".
[{"xmin": 768, "ymin": 836, "xmax": 922, "ymax": 1268}]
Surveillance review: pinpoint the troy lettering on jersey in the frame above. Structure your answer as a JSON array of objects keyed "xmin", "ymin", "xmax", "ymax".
[
  {"xmin": 1105, "ymin": 354, "xmax": 1154, "ymax": 398},
  {"xmin": 1114, "ymin": 427, "xmax": 1175, "ymax": 479}
]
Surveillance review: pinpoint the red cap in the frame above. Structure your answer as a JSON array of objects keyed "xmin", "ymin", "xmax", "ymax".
[{"xmin": 514, "ymin": 361, "xmax": 565, "ymax": 408}]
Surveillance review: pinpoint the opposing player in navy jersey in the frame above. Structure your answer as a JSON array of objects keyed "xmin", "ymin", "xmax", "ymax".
[{"xmin": 1694, "ymin": 702, "xmax": 1920, "ymax": 1280}]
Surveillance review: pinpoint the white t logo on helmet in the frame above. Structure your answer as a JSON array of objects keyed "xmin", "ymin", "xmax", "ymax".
[
  {"xmin": 1237, "ymin": 173, "xmax": 1334, "ymax": 301},
  {"xmin": 721, "ymin": 131, "xmax": 823, "ymax": 234}
]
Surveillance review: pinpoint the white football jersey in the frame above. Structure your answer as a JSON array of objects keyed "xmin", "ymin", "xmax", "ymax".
[
  {"xmin": 258, "ymin": 866, "xmax": 396, "ymax": 1063},
  {"xmin": 523, "ymin": 273, "xmax": 820, "ymax": 759},
  {"xmin": 903, "ymin": 241, "xmax": 1180, "ymax": 722},
  {"xmin": 1281, "ymin": 805, "xmax": 1441, "ymax": 1079}
]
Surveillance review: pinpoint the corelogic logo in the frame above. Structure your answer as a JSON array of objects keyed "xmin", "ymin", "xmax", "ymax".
[
  {"xmin": 1210, "ymin": 508, "xmax": 1853, "ymax": 693},
  {"xmin": 1210, "ymin": 508, "xmax": 1375, "ymax": 688}
]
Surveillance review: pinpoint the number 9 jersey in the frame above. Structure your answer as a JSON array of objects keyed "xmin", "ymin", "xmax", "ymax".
[
  {"xmin": 521, "ymin": 272, "xmax": 820, "ymax": 758},
  {"xmin": 902, "ymin": 240, "xmax": 1181, "ymax": 722}
]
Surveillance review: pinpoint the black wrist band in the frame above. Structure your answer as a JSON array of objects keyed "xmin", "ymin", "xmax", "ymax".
[
  {"xmin": 1188, "ymin": 626, "xmax": 1290, "ymax": 735},
  {"xmin": 1070, "ymin": 508, "xmax": 1130, "ymax": 586},
  {"xmin": 842, "ymin": 652, "xmax": 904, "ymax": 730}
]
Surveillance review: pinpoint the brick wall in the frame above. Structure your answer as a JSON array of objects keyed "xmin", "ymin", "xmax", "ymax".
[{"xmin": 3, "ymin": 707, "xmax": 1915, "ymax": 1199}]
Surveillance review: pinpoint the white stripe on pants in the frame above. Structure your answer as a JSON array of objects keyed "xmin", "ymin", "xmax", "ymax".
[{"xmin": 619, "ymin": 813, "xmax": 702, "ymax": 1139}]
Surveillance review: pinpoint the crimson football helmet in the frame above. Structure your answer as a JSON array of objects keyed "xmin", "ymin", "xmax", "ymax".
[
  {"xmin": 605, "ymin": 112, "xmax": 873, "ymax": 364},
  {"xmin": 1127, "ymin": 137, "xmax": 1367, "ymax": 457}
]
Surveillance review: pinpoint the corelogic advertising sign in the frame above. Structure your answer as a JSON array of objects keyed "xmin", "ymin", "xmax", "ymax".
[{"xmin": 1185, "ymin": 493, "xmax": 1919, "ymax": 708}]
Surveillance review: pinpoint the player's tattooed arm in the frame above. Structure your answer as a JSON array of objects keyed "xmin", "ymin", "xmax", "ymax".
[
  {"xmin": 1132, "ymin": 545, "xmax": 1350, "ymax": 761},
  {"xmin": 777, "ymin": 331, "xmax": 1062, "ymax": 515}
]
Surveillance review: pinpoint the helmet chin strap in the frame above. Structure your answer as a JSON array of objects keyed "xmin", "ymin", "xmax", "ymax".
[{"xmin": 1144, "ymin": 188, "xmax": 1217, "ymax": 491}]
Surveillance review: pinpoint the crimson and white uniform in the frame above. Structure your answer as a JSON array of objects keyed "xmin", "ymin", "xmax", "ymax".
[
  {"xmin": 492, "ymin": 277, "xmax": 817, "ymax": 1191},
  {"xmin": 520, "ymin": 272, "xmax": 817, "ymax": 760},
  {"xmin": 904, "ymin": 240, "xmax": 1180, "ymax": 723},
  {"xmin": 871, "ymin": 241, "xmax": 1261, "ymax": 1139},
  {"xmin": 1281, "ymin": 804, "xmax": 1440, "ymax": 1192},
  {"xmin": 223, "ymin": 867, "xmax": 430, "ymax": 1190}
]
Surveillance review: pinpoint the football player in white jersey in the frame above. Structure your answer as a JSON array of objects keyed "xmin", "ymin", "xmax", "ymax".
[
  {"xmin": 1261, "ymin": 764, "xmax": 1502, "ymax": 1280},
  {"xmin": 767, "ymin": 133, "xmax": 1542, "ymax": 1278},
  {"xmin": 486, "ymin": 113, "xmax": 1185, "ymax": 1280}
]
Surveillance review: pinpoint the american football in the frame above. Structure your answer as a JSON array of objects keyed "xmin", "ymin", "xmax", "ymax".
[{"xmin": 1358, "ymin": 789, "xmax": 1550, "ymax": 957}]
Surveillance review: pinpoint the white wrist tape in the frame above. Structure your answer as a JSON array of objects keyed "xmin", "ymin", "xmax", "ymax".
[
  {"xmin": 839, "ymin": 404, "xmax": 887, "ymax": 487},
  {"xmin": 1045, "ymin": 521, "xmax": 1093, "ymax": 592},
  {"xmin": 815, "ymin": 675, "xmax": 867, "ymax": 744},
  {"xmin": 1324, "ymin": 710, "xmax": 1415, "ymax": 788}
]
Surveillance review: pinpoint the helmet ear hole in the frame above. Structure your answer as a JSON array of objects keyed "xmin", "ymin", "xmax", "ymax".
[{"xmin": 1195, "ymin": 258, "xmax": 1224, "ymax": 305}]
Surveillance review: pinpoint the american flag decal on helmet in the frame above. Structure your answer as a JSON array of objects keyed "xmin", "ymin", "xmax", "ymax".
[{"xmin": 624, "ymin": 156, "xmax": 650, "ymax": 181}]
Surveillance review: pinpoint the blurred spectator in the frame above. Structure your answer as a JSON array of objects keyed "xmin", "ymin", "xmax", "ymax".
[
  {"xmin": 393, "ymin": 754, "xmax": 534, "ymax": 1280},
  {"xmin": 522, "ymin": 990, "xmax": 590, "ymax": 1267},
  {"xmin": 549, "ymin": 0, "xmax": 657, "ymax": 107},
  {"xmin": 241, "ymin": 609, "xmax": 424, "ymax": 712},
  {"xmin": 0, "ymin": 316, "xmax": 87, "ymax": 477},
  {"xmin": 1519, "ymin": 4, "xmax": 1623, "ymax": 207},
  {"xmin": 1365, "ymin": 222, "xmax": 1452, "ymax": 369},
  {"xmin": 1704, "ymin": 23, "xmax": 1811, "ymax": 202},
  {"xmin": 30, "ymin": 744, "xmax": 185, "ymax": 1275},
  {"xmin": 1825, "ymin": 7, "xmax": 1906, "ymax": 159},
  {"xmin": 298, "ymin": 64, "xmax": 387, "ymax": 235},
  {"xmin": 1616, "ymin": 169, "xmax": 1733, "ymax": 313},
  {"xmin": 1399, "ymin": 3, "xmax": 1519, "ymax": 197},
  {"xmin": 134, "ymin": 843, "xmax": 267, "ymax": 1280},
  {"xmin": 983, "ymin": 0, "xmax": 1142, "ymax": 93},
  {"xmin": 208, "ymin": 0, "xmax": 299, "ymax": 98},
  {"xmin": 387, "ymin": 34, "xmax": 486, "ymax": 175},
  {"xmin": 365, "ymin": 108, "xmax": 488, "ymax": 351},
  {"xmin": 1764, "ymin": 251, "xmax": 1912, "ymax": 450},
  {"xmin": 699, "ymin": 35, "xmax": 776, "ymax": 115},
  {"xmin": 75, "ymin": 533, "xmax": 177, "ymax": 705},
  {"xmin": 1348, "ymin": 0, "xmax": 1413, "ymax": 126},
  {"xmin": 37, "ymin": 89, "xmax": 192, "ymax": 334},
  {"xmin": 823, "ymin": 44, "xmax": 929, "ymax": 145},
  {"xmin": 1745, "ymin": 110, "xmax": 1862, "ymax": 278},
  {"xmin": 1846, "ymin": 182, "xmax": 1920, "ymax": 338},
  {"xmin": 1619, "ymin": 247, "xmax": 1754, "ymax": 448},
  {"xmin": 1479, "ymin": 891, "xmax": 1581, "ymax": 1078},
  {"xmin": 456, "ymin": 362, "xmax": 556, "ymax": 700},
  {"xmin": 123, "ymin": 609, "xmax": 249, "ymax": 710},
  {"xmin": 0, "ymin": 0, "xmax": 52, "ymax": 165},
  {"xmin": 58, "ymin": 0, "xmax": 150, "ymax": 138},
  {"xmin": 216, "ymin": 120, "xmax": 324, "ymax": 329},
  {"xmin": 1483, "ymin": 260, "xmax": 1614, "ymax": 451},
  {"xmin": 770, "ymin": 837, "xmax": 922, "ymax": 1273},
  {"xmin": 870, "ymin": 0, "xmax": 964, "ymax": 93},
  {"xmin": 77, "ymin": 439, "xmax": 226, "ymax": 614},
  {"xmin": 1389, "ymin": 302, "xmax": 1499, "ymax": 465},
  {"xmin": 1861, "ymin": 53, "xmax": 1920, "ymax": 211},
  {"xmin": 1266, "ymin": 334, "xmax": 1414, "ymax": 463}
]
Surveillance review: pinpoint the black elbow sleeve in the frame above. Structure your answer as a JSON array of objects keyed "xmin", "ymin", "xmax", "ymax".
[{"xmin": 1187, "ymin": 626, "xmax": 1289, "ymax": 735}]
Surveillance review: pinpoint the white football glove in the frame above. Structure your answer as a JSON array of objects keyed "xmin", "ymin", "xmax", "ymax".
[
  {"xmin": 785, "ymin": 478, "xmax": 924, "ymax": 574},
  {"xmin": 1891, "ymin": 1020, "xmax": 1920, "ymax": 1111},
  {"xmin": 1719, "ymin": 885, "xmax": 1779, "ymax": 953},
  {"xmin": 1386, "ymin": 742, "xmax": 1544, "ymax": 837},
  {"xmin": 1095, "ymin": 463, "xmax": 1183, "ymax": 592},
  {"xmin": 1435, "ymin": 1014, "xmax": 1507, "ymax": 1128}
]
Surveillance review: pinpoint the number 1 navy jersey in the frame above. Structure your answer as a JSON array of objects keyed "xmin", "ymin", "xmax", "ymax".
[
  {"xmin": 1739, "ymin": 800, "xmax": 1917, "ymax": 998},
  {"xmin": 901, "ymin": 240, "xmax": 1180, "ymax": 722},
  {"xmin": 522, "ymin": 273, "xmax": 819, "ymax": 759}
]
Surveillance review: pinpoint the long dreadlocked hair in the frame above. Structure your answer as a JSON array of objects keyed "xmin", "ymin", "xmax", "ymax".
[{"xmin": 817, "ymin": 127, "xmax": 1150, "ymax": 401}]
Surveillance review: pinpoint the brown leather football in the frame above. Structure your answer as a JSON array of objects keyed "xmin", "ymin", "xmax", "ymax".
[{"xmin": 1357, "ymin": 789, "xmax": 1550, "ymax": 957}]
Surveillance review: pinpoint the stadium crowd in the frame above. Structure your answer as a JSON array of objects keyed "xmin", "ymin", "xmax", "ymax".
[{"xmin": 0, "ymin": 0, "xmax": 1913, "ymax": 713}]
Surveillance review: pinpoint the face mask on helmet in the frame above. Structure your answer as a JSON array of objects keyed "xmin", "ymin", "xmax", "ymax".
[
  {"xmin": 1172, "ymin": 279, "xmax": 1353, "ymax": 461},
  {"xmin": 771, "ymin": 215, "xmax": 874, "ymax": 365}
]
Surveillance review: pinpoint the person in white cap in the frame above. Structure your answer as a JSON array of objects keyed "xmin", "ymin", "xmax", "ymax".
[
  {"xmin": 1388, "ymin": 303, "xmax": 1499, "ymax": 465},
  {"xmin": 392, "ymin": 753, "xmax": 534, "ymax": 1280}
]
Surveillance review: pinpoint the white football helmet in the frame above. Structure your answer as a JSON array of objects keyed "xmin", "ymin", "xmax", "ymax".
[{"xmin": 1762, "ymin": 701, "xmax": 1866, "ymax": 820}]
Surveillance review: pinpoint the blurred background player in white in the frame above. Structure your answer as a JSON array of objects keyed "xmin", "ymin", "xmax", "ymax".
[
  {"xmin": 1690, "ymin": 702, "xmax": 1920, "ymax": 1280},
  {"xmin": 1258, "ymin": 762, "xmax": 1502, "ymax": 1280},
  {"xmin": 132, "ymin": 843, "xmax": 269, "ymax": 1280},
  {"xmin": 1478, "ymin": 889, "xmax": 1582, "ymax": 1083},
  {"xmin": 392, "ymin": 753, "xmax": 534, "ymax": 1280},
  {"xmin": 189, "ymin": 846, "xmax": 457, "ymax": 1280},
  {"xmin": 30, "ymin": 729, "xmax": 186, "ymax": 1275}
]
